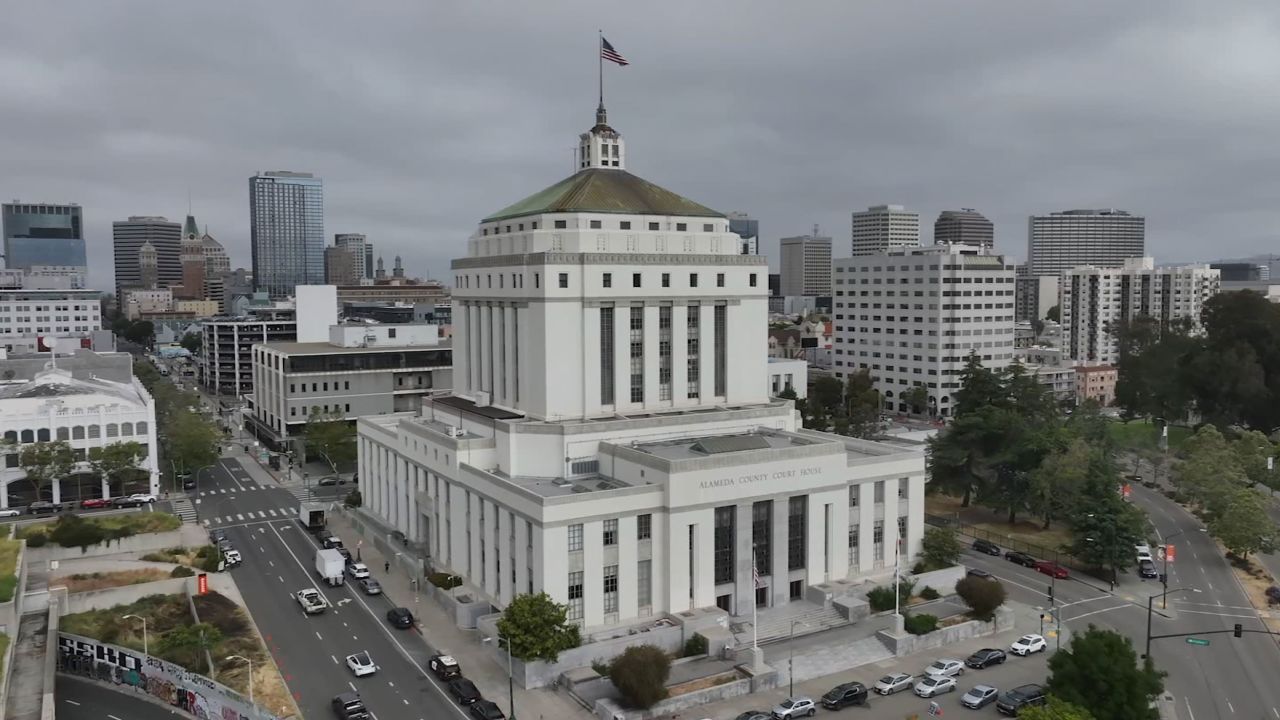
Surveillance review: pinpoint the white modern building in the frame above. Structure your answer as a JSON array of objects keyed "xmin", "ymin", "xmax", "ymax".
[
  {"xmin": 1060, "ymin": 257, "xmax": 1220, "ymax": 364},
  {"xmin": 833, "ymin": 244, "xmax": 1016, "ymax": 417},
  {"xmin": 0, "ymin": 365, "xmax": 159, "ymax": 507},
  {"xmin": 1026, "ymin": 208, "xmax": 1145, "ymax": 276},
  {"xmin": 356, "ymin": 105, "xmax": 926, "ymax": 632},
  {"xmin": 779, "ymin": 231, "xmax": 832, "ymax": 297},
  {"xmin": 767, "ymin": 357, "xmax": 807, "ymax": 399},
  {"xmin": 0, "ymin": 289, "xmax": 103, "ymax": 354},
  {"xmin": 851, "ymin": 205, "xmax": 920, "ymax": 257}
]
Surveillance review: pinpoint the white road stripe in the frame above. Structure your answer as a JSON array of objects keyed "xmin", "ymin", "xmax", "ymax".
[
  {"xmin": 1176, "ymin": 608, "xmax": 1258, "ymax": 619},
  {"xmin": 236, "ymin": 514, "xmax": 245, "ymax": 521},
  {"xmin": 268, "ymin": 509, "xmax": 277, "ymax": 516},
  {"xmin": 1066, "ymin": 604, "xmax": 1132, "ymax": 621},
  {"xmin": 64, "ymin": 700, "xmax": 81, "ymax": 706}
]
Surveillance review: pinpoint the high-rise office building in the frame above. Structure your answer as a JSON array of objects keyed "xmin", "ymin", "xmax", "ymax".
[
  {"xmin": 1026, "ymin": 209, "xmax": 1145, "ymax": 276},
  {"xmin": 250, "ymin": 171, "xmax": 324, "ymax": 299},
  {"xmin": 324, "ymin": 246, "xmax": 358, "ymax": 286},
  {"xmin": 726, "ymin": 211, "xmax": 759, "ymax": 255},
  {"xmin": 933, "ymin": 208, "xmax": 994, "ymax": 250},
  {"xmin": 335, "ymin": 233, "xmax": 371, "ymax": 280},
  {"xmin": 112, "ymin": 216, "xmax": 182, "ymax": 298},
  {"xmin": 779, "ymin": 229, "xmax": 832, "ymax": 296},
  {"xmin": 1014, "ymin": 264, "xmax": 1059, "ymax": 322},
  {"xmin": 2, "ymin": 202, "xmax": 86, "ymax": 272},
  {"xmin": 851, "ymin": 204, "xmax": 919, "ymax": 256}
]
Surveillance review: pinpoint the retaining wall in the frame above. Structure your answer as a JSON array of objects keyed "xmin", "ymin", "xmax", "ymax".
[
  {"xmin": 877, "ymin": 605, "xmax": 1015, "ymax": 656},
  {"xmin": 594, "ymin": 675, "xmax": 752, "ymax": 720},
  {"xmin": 0, "ymin": 540, "xmax": 27, "ymax": 636},
  {"xmin": 26, "ymin": 529, "xmax": 185, "ymax": 563},
  {"xmin": 909, "ymin": 564, "xmax": 967, "ymax": 593}
]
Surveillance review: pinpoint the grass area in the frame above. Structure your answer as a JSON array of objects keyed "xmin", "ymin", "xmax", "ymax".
[
  {"xmin": 1107, "ymin": 419, "xmax": 1193, "ymax": 453},
  {"xmin": 56, "ymin": 568, "xmax": 171, "ymax": 593},
  {"xmin": 0, "ymin": 538, "xmax": 19, "ymax": 602},
  {"xmin": 0, "ymin": 632, "xmax": 9, "ymax": 679},
  {"xmin": 15, "ymin": 511, "xmax": 180, "ymax": 540},
  {"xmin": 927, "ymin": 493, "xmax": 1076, "ymax": 555},
  {"xmin": 61, "ymin": 591, "xmax": 297, "ymax": 717},
  {"xmin": 141, "ymin": 546, "xmax": 206, "ymax": 567}
]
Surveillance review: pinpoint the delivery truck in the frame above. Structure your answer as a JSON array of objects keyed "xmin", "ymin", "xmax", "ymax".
[
  {"xmin": 299, "ymin": 502, "xmax": 327, "ymax": 532},
  {"xmin": 315, "ymin": 548, "xmax": 346, "ymax": 586}
]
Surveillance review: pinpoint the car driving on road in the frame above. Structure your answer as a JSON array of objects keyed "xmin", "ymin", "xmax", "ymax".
[
  {"xmin": 295, "ymin": 588, "xmax": 327, "ymax": 614},
  {"xmin": 972, "ymin": 538, "xmax": 1001, "ymax": 555},
  {"xmin": 346, "ymin": 562, "xmax": 371, "ymax": 580},
  {"xmin": 345, "ymin": 651, "xmax": 378, "ymax": 677},
  {"xmin": 1004, "ymin": 550, "xmax": 1037, "ymax": 567},
  {"xmin": 128, "ymin": 493, "xmax": 157, "ymax": 503},
  {"xmin": 1034, "ymin": 560, "xmax": 1069, "ymax": 579},
  {"xmin": 357, "ymin": 577, "xmax": 382, "ymax": 595},
  {"xmin": 0, "ymin": 509, "xmax": 21, "ymax": 518}
]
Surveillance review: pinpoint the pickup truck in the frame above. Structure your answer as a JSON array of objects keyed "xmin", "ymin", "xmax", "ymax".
[
  {"xmin": 332, "ymin": 692, "xmax": 370, "ymax": 720},
  {"xmin": 295, "ymin": 588, "xmax": 327, "ymax": 614}
]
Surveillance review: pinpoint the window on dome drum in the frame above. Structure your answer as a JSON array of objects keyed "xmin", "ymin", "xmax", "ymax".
[
  {"xmin": 690, "ymin": 273, "xmax": 699, "ymax": 288},
  {"xmin": 661, "ymin": 273, "xmax": 670, "ymax": 288},
  {"xmin": 603, "ymin": 519, "xmax": 618, "ymax": 546},
  {"xmin": 637, "ymin": 513, "xmax": 652, "ymax": 540},
  {"xmin": 687, "ymin": 305, "xmax": 701, "ymax": 398},
  {"xmin": 676, "ymin": 223, "xmax": 687, "ymax": 231},
  {"xmin": 658, "ymin": 306, "xmax": 672, "ymax": 400},
  {"xmin": 603, "ymin": 273, "xmax": 612, "ymax": 288},
  {"xmin": 788, "ymin": 496, "xmax": 807, "ymax": 571},
  {"xmin": 620, "ymin": 221, "xmax": 631, "ymax": 230},
  {"xmin": 555, "ymin": 220, "xmax": 567, "ymax": 229},
  {"xmin": 716, "ymin": 273, "xmax": 725, "ymax": 288},
  {"xmin": 600, "ymin": 307, "xmax": 615, "ymax": 405},
  {"xmin": 559, "ymin": 273, "xmax": 569, "ymax": 288},
  {"xmin": 590, "ymin": 220, "xmax": 602, "ymax": 229},
  {"xmin": 714, "ymin": 305, "xmax": 727, "ymax": 396},
  {"xmin": 630, "ymin": 306, "xmax": 644, "ymax": 402},
  {"xmin": 632, "ymin": 273, "xmax": 641, "ymax": 288},
  {"xmin": 703, "ymin": 223, "xmax": 713, "ymax": 232},
  {"xmin": 648, "ymin": 222, "xmax": 659, "ymax": 231}
]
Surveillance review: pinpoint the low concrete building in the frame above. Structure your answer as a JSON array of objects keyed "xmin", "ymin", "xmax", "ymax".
[
  {"xmin": 1075, "ymin": 364, "xmax": 1117, "ymax": 406},
  {"xmin": 767, "ymin": 357, "xmax": 807, "ymax": 399}
]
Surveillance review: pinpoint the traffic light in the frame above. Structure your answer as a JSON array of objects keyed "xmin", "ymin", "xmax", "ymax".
[
  {"xmin": 1234, "ymin": 624, "xmax": 1243, "ymax": 638},
  {"xmin": 1047, "ymin": 584, "xmax": 1054, "ymax": 603},
  {"xmin": 1159, "ymin": 573, "xmax": 1167, "ymax": 584}
]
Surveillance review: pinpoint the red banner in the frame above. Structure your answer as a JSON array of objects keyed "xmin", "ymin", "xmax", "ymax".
[{"xmin": 197, "ymin": 573, "xmax": 208, "ymax": 595}]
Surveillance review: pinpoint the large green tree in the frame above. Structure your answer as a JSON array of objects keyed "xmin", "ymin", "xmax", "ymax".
[
  {"xmin": 496, "ymin": 592, "xmax": 581, "ymax": 662},
  {"xmin": 88, "ymin": 441, "xmax": 147, "ymax": 484},
  {"xmin": 19, "ymin": 440, "xmax": 75, "ymax": 499},
  {"xmin": 1067, "ymin": 479, "xmax": 1147, "ymax": 582},
  {"xmin": 1046, "ymin": 626, "xmax": 1164, "ymax": 720},
  {"xmin": 842, "ymin": 369, "xmax": 882, "ymax": 438},
  {"xmin": 1209, "ymin": 488, "xmax": 1278, "ymax": 559},
  {"xmin": 303, "ymin": 409, "xmax": 356, "ymax": 472},
  {"xmin": 179, "ymin": 332, "xmax": 202, "ymax": 354},
  {"xmin": 918, "ymin": 526, "xmax": 962, "ymax": 570},
  {"xmin": 1019, "ymin": 698, "xmax": 1096, "ymax": 720},
  {"xmin": 167, "ymin": 408, "xmax": 221, "ymax": 475}
]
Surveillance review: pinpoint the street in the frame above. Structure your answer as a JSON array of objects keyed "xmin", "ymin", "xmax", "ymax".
[
  {"xmin": 56, "ymin": 674, "xmax": 183, "ymax": 720},
  {"xmin": 195, "ymin": 457, "xmax": 470, "ymax": 720}
]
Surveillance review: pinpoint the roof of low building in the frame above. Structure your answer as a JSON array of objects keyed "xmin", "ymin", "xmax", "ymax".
[{"xmin": 483, "ymin": 168, "xmax": 724, "ymax": 223}]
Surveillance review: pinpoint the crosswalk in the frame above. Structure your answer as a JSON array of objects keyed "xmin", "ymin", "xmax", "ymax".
[
  {"xmin": 207, "ymin": 506, "xmax": 302, "ymax": 526},
  {"xmin": 287, "ymin": 486, "xmax": 318, "ymax": 503},
  {"xmin": 196, "ymin": 484, "xmax": 265, "ymax": 497},
  {"xmin": 171, "ymin": 497, "xmax": 198, "ymax": 523}
]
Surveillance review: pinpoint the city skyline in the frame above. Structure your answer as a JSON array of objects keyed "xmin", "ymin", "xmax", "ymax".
[{"xmin": 3, "ymin": 2, "xmax": 1279, "ymax": 293}]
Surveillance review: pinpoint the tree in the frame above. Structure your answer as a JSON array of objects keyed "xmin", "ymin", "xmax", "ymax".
[
  {"xmin": 304, "ymin": 409, "xmax": 357, "ymax": 472},
  {"xmin": 167, "ymin": 408, "xmax": 221, "ymax": 476},
  {"xmin": 496, "ymin": 592, "xmax": 581, "ymax": 662},
  {"xmin": 1209, "ymin": 488, "xmax": 1278, "ymax": 559},
  {"xmin": 157, "ymin": 622, "xmax": 222, "ymax": 670},
  {"xmin": 1046, "ymin": 625, "xmax": 1164, "ymax": 720},
  {"xmin": 809, "ymin": 376, "xmax": 845, "ymax": 420},
  {"xmin": 608, "ymin": 645, "xmax": 670, "ymax": 709},
  {"xmin": 903, "ymin": 385, "xmax": 929, "ymax": 415},
  {"xmin": 1067, "ymin": 483, "xmax": 1147, "ymax": 582},
  {"xmin": 918, "ymin": 526, "xmax": 962, "ymax": 570},
  {"xmin": 179, "ymin": 332, "xmax": 202, "ymax": 354},
  {"xmin": 842, "ymin": 369, "xmax": 882, "ymax": 438},
  {"xmin": 122, "ymin": 320, "xmax": 156, "ymax": 348},
  {"xmin": 955, "ymin": 575, "xmax": 1007, "ymax": 621},
  {"xmin": 1046, "ymin": 305, "xmax": 1060, "ymax": 323},
  {"xmin": 1019, "ymin": 697, "xmax": 1096, "ymax": 720},
  {"xmin": 1029, "ymin": 438, "xmax": 1090, "ymax": 530},
  {"xmin": 19, "ymin": 440, "xmax": 75, "ymax": 499},
  {"xmin": 88, "ymin": 441, "xmax": 147, "ymax": 484}
]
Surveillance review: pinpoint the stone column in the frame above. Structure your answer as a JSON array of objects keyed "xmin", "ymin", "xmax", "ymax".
[
  {"xmin": 479, "ymin": 305, "xmax": 493, "ymax": 395},
  {"xmin": 771, "ymin": 498, "xmax": 789, "ymax": 606},
  {"xmin": 469, "ymin": 304, "xmax": 482, "ymax": 393},
  {"xmin": 454, "ymin": 301, "xmax": 469, "ymax": 396},
  {"xmin": 503, "ymin": 305, "xmax": 517, "ymax": 407},
  {"xmin": 671, "ymin": 304, "xmax": 689, "ymax": 403},
  {"xmin": 734, "ymin": 502, "xmax": 755, "ymax": 615}
]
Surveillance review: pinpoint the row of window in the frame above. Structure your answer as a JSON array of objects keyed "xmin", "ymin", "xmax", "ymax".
[
  {"xmin": 566, "ymin": 513, "xmax": 653, "ymax": 551},
  {"xmin": 290, "ymin": 381, "xmax": 351, "ymax": 393},
  {"xmin": 482, "ymin": 219, "xmax": 722, "ymax": 237},
  {"xmin": 289, "ymin": 404, "xmax": 351, "ymax": 417},
  {"xmin": 839, "ymin": 264, "xmax": 1012, "ymax": 274},
  {"xmin": 566, "ymin": 560, "xmax": 652, "ymax": 621},
  {"xmin": 2, "ymin": 421, "xmax": 149, "ymax": 444}
]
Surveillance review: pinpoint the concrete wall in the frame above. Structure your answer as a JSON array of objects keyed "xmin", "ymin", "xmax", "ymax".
[
  {"xmin": 26, "ymin": 529, "xmax": 185, "ymax": 563},
  {"xmin": 877, "ymin": 605, "xmax": 1015, "ymax": 656},
  {"xmin": 54, "ymin": 572, "xmax": 241, "ymax": 617},
  {"xmin": 909, "ymin": 564, "xmax": 967, "ymax": 594},
  {"xmin": 594, "ymin": 675, "xmax": 752, "ymax": 720},
  {"xmin": 0, "ymin": 540, "xmax": 27, "ymax": 636}
]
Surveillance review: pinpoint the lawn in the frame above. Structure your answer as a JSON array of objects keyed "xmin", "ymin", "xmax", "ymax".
[
  {"xmin": 926, "ymin": 493, "xmax": 1076, "ymax": 557},
  {"xmin": 15, "ymin": 510, "xmax": 180, "ymax": 540},
  {"xmin": 0, "ymin": 538, "xmax": 20, "ymax": 602},
  {"xmin": 1107, "ymin": 419, "xmax": 1192, "ymax": 453}
]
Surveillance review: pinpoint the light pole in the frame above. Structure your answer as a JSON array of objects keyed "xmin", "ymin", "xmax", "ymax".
[
  {"xmin": 482, "ymin": 635, "xmax": 515, "ymax": 720},
  {"xmin": 788, "ymin": 619, "xmax": 808, "ymax": 697},
  {"xmin": 225, "ymin": 654, "xmax": 253, "ymax": 704},
  {"xmin": 1145, "ymin": 587, "xmax": 1201, "ymax": 660},
  {"xmin": 122, "ymin": 614, "xmax": 148, "ymax": 655}
]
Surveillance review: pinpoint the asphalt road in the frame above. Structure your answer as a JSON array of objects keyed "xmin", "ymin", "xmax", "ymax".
[
  {"xmin": 958, "ymin": 483, "xmax": 1280, "ymax": 720},
  {"xmin": 56, "ymin": 674, "xmax": 183, "ymax": 720},
  {"xmin": 196, "ymin": 458, "xmax": 470, "ymax": 720}
]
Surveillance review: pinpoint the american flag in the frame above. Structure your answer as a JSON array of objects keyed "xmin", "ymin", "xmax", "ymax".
[
  {"xmin": 752, "ymin": 558, "xmax": 761, "ymax": 588},
  {"xmin": 601, "ymin": 37, "xmax": 629, "ymax": 66}
]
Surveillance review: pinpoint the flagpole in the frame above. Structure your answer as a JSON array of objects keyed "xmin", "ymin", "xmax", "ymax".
[
  {"xmin": 893, "ymin": 538, "xmax": 901, "ymax": 619},
  {"xmin": 597, "ymin": 29, "xmax": 604, "ymax": 108},
  {"xmin": 752, "ymin": 549, "xmax": 758, "ymax": 650}
]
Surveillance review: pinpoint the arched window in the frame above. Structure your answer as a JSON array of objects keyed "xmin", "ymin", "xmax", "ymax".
[
  {"xmin": 121, "ymin": 422, "xmax": 133, "ymax": 436},
  {"xmin": 3, "ymin": 431, "xmax": 15, "ymax": 443},
  {"xmin": 36, "ymin": 429, "xmax": 50, "ymax": 442},
  {"xmin": 136, "ymin": 421, "xmax": 149, "ymax": 435},
  {"xmin": 106, "ymin": 423, "xmax": 118, "ymax": 438},
  {"xmin": 87, "ymin": 425, "xmax": 100, "ymax": 439},
  {"xmin": 20, "ymin": 430, "xmax": 33, "ymax": 443},
  {"xmin": 72, "ymin": 426, "xmax": 85, "ymax": 440},
  {"xmin": 56, "ymin": 427, "xmax": 69, "ymax": 441}
]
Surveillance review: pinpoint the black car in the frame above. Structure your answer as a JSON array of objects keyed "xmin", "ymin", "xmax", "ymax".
[
  {"xmin": 27, "ymin": 501, "xmax": 58, "ymax": 515},
  {"xmin": 1005, "ymin": 550, "xmax": 1037, "ymax": 567},
  {"xmin": 447, "ymin": 677, "xmax": 481, "ymax": 704},
  {"xmin": 972, "ymin": 538, "xmax": 1001, "ymax": 556},
  {"xmin": 111, "ymin": 496, "xmax": 143, "ymax": 508},
  {"xmin": 966, "ymin": 568, "xmax": 994, "ymax": 580},
  {"xmin": 965, "ymin": 648, "xmax": 1007, "ymax": 669},
  {"xmin": 468, "ymin": 700, "xmax": 505, "ymax": 720},
  {"xmin": 209, "ymin": 529, "xmax": 227, "ymax": 544},
  {"xmin": 996, "ymin": 684, "xmax": 1047, "ymax": 716},
  {"xmin": 820, "ymin": 681, "xmax": 868, "ymax": 709},
  {"xmin": 429, "ymin": 654, "xmax": 461, "ymax": 680},
  {"xmin": 1138, "ymin": 559, "xmax": 1158, "ymax": 579},
  {"xmin": 733, "ymin": 713, "xmax": 772, "ymax": 720},
  {"xmin": 336, "ymin": 547, "xmax": 354, "ymax": 564},
  {"xmin": 386, "ymin": 607, "xmax": 415, "ymax": 629},
  {"xmin": 331, "ymin": 692, "xmax": 371, "ymax": 720}
]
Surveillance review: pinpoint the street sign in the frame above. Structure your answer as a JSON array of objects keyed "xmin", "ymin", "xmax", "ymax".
[
  {"xmin": 1185, "ymin": 637, "xmax": 1210, "ymax": 646},
  {"xmin": 1166, "ymin": 544, "xmax": 1176, "ymax": 563}
]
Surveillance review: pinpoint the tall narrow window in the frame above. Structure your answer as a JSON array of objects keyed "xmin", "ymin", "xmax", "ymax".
[
  {"xmin": 567, "ymin": 571, "xmax": 584, "ymax": 621},
  {"xmin": 630, "ymin": 306, "xmax": 644, "ymax": 402},
  {"xmin": 714, "ymin": 506, "xmax": 735, "ymax": 585},
  {"xmin": 714, "ymin": 305, "xmax": 727, "ymax": 396},
  {"xmin": 568, "ymin": 523, "xmax": 583, "ymax": 552},
  {"xmin": 603, "ymin": 565, "xmax": 619, "ymax": 614},
  {"xmin": 603, "ymin": 519, "xmax": 618, "ymax": 546},
  {"xmin": 600, "ymin": 307, "xmax": 615, "ymax": 405},
  {"xmin": 788, "ymin": 496, "xmax": 807, "ymax": 571},
  {"xmin": 658, "ymin": 306, "xmax": 672, "ymax": 401},
  {"xmin": 637, "ymin": 559, "xmax": 652, "ymax": 609},
  {"xmin": 686, "ymin": 305, "xmax": 701, "ymax": 399},
  {"xmin": 752, "ymin": 500, "xmax": 772, "ymax": 579}
]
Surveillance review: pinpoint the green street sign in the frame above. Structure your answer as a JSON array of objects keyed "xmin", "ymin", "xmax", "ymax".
[{"xmin": 1185, "ymin": 637, "xmax": 1210, "ymax": 646}]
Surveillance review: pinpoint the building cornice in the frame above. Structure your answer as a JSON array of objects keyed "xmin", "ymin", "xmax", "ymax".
[{"xmin": 452, "ymin": 252, "xmax": 769, "ymax": 270}]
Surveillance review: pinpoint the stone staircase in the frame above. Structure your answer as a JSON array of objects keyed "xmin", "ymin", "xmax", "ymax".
[{"xmin": 734, "ymin": 602, "xmax": 850, "ymax": 647}]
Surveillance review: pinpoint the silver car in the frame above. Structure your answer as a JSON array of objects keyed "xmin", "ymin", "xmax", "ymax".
[
  {"xmin": 914, "ymin": 675, "xmax": 957, "ymax": 698},
  {"xmin": 924, "ymin": 658, "xmax": 965, "ymax": 678},
  {"xmin": 770, "ymin": 697, "xmax": 815, "ymax": 719},
  {"xmin": 874, "ymin": 673, "xmax": 914, "ymax": 695},
  {"xmin": 962, "ymin": 684, "xmax": 999, "ymax": 709}
]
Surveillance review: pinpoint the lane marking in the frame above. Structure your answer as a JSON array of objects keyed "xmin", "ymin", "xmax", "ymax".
[
  {"xmin": 315, "ymin": 631, "xmax": 323, "ymax": 640},
  {"xmin": 109, "ymin": 715, "xmax": 123, "ymax": 720},
  {"xmin": 332, "ymin": 655, "xmax": 338, "ymax": 664},
  {"xmin": 278, "ymin": 576, "xmax": 284, "ymax": 583},
  {"xmin": 1178, "ymin": 601, "xmax": 1256, "ymax": 611},
  {"xmin": 64, "ymin": 700, "xmax": 80, "ymax": 706},
  {"xmin": 1228, "ymin": 700, "xmax": 1235, "ymax": 713},
  {"xmin": 1177, "ymin": 608, "xmax": 1258, "ymax": 620},
  {"xmin": 1066, "ymin": 604, "xmax": 1133, "ymax": 621}
]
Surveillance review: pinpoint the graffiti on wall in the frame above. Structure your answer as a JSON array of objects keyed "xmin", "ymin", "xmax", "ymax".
[{"xmin": 57, "ymin": 632, "xmax": 280, "ymax": 720}]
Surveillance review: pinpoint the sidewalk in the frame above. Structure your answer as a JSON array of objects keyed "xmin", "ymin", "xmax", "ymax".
[{"xmin": 321, "ymin": 508, "xmax": 593, "ymax": 720}]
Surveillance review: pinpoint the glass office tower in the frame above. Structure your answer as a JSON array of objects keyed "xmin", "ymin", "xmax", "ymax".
[
  {"xmin": 2, "ymin": 203, "xmax": 86, "ymax": 270},
  {"xmin": 249, "ymin": 171, "xmax": 324, "ymax": 299}
]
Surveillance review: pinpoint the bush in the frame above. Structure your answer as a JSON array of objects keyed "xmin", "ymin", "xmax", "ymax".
[
  {"xmin": 919, "ymin": 586, "xmax": 941, "ymax": 601},
  {"xmin": 608, "ymin": 645, "xmax": 671, "ymax": 709},
  {"xmin": 195, "ymin": 545, "xmax": 215, "ymax": 559},
  {"xmin": 867, "ymin": 586, "xmax": 897, "ymax": 612},
  {"xmin": 24, "ymin": 532, "xmax": 46, "ymax": 548},
  {"xmin": 170, "ymin": 566, "xmax": 195, "ymax": 578},
  {"xmin": 903, "ymin": 613, "xmax": 938, "ymax": 635},
  {"xmin": 682, "ymin": 633, "xmax": 708, "ymax": 657},
  {"xmin": 49, "ymin": 515, "xmax": 106, "ymax": 549},
  {"xmin": 428, "ymin": 572, "xmax": 462, "ymax": 590},
  {"xmin": 196, "ymin": 552, "xmax": 220, "ymax": 572},
  {"xmin": 344, "ymin": 489, "xmax": 363, "ymax": 508},
  {"xmin": 591, "ymin": 659, "xmax": 612, "ymax": 676},
  {"xmin": 955, "ymin": 576, "xmax": 1007, "ymax": 621},
  {"xmin": 919, "ymin": 526, "xmax": 963, "ymax": 571}
]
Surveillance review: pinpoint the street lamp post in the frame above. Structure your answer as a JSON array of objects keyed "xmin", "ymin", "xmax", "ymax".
[
  {"xmin": 122, "ymin": 614, "xmax": 148, "ymax": 655},
  {"xmin": 226, "ymin": 654, "xmax": 253, "ymax": 704},
  {"xmin": 1145, "ymin": 586, "xmax": 1201, "ymax": 659},
  {"xmin": 482, "ymin": 635, "xmax": 515, "ymax": 720},
  {"xmin": 788, "ymin": 619, "xmax": 807, "ymax": 697}
]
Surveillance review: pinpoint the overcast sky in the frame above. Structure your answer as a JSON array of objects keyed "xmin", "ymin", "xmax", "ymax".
[{"xmin": 4, "ymin": 1, "xmax": 1279, "ymax": 291}]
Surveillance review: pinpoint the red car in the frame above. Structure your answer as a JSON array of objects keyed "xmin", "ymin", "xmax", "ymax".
[
  {"xmin": 80, "ymin": 498, "xmax": 110, "ymax": 509},
  {"xmin": 1035, "ymin": 560, "xmax": 1069, "ymax": 579}
]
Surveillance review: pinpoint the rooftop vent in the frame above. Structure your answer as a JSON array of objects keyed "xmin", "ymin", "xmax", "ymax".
[{"xmin": 690, "ymin": 435, "xmax": 771, "ymax": 455}]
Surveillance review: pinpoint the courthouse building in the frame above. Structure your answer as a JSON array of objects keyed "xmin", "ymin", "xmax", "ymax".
[{"xmin": 357, "ymin": 105, "xmax": 926, "ymax": 631}]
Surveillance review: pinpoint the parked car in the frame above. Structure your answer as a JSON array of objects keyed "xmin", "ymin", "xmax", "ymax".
[
  {"xmin": 357, "ymin": 578, "xmax": 382, "ymax": 595},
  {"xmin": 345, "ymin": 651, "xmax": 378, "ymax": 677},
  {"xmin": 222, "ymin": 549, "xmax": 242, "ymax": 566},
  {"xmin": 321, "ymin": 534, "xmax": 344, "ymax": 550},
  {"xmin": 962, "ymin": 684, "xmax": 1000, "ymax": 709},
  {"xmin": 996, "ymin": 683, "xmax": 1047, "ymax": 716},
  {"xmin": 972, "ymin": 538, "xmax": 1001, "ymax": 556},
  {"xmin": 386, "ymin": 607, "xmax": 414, "ymax": 629},
  {"xmin": 1004, "ymin": 550, "xmax": 1037, "ymax": 567},
  {"xmin": 1034, "ymin": 560, "xmax": 1069, "ymax": 579},
  {"xmin": 80, "ymin": 498, "xmax": 110, "ymax": 509},
  {"xmin": 28, "ymin": 501, "xmax": 58, "ymax": 514},
  {"xmin": 1139, "ymin": 559, "xmax": 1159, "ymax": 578},
  {"xmin": 1136, "ymin": 544, "xmax": 1153, "ymax": 563},
  {"xmin": 209, "ymin": 528, "xmax": 227, "ymax": 544},
  {"xmin": 336, "ymin": 547, "xmax": 354, "ymax": 564},
  {"xmin": 0, "ymin": 509, "xmax": 19, "ymax": 518},
  {"xmin": 770, "ymin": 696, "xmax": 815, "ymax": 719},
  {"xmin": 468, "ymin": 700, "xmax": 505, "ymax": 720},
  {"xmin": 429, "ymin": 654, "xmax": 461, "ymax": 680},
  {"xmin": 913, "ymin": 675, "xmax": 957, "ymax": 698},
  {"xmin": 965, "ymin": 648, "xmax": 1006, "ymax": 669},
  {"xmin": 1010, "ymin": 634, "xmax": 1047, "ymax": 656},
  {"xmin": 447, "ymin": 677, "xmax": 481, "ymax": 705},
  {"xmin": 966, "ymin": 568, "xmax": 994, "ymax": 580},
  {"xmin": 820, "ymin": 682, "xmax": 868, "ymax": 709},
  {"xmin": 873, "ymin": 673, "xmax": 914, "ymax": 695},
  {"xmin": 346, "ymin": 562, "xmax": 371, "ymax": 580},
  {"xmin": 734, "ymin": 713, "xmax": 772, "ymax": 720},
  {"xmin": 317, "ymin": 475, "xmax": 345, "ymax": 487},
  {"xmin": 128, "ymin": 493, "xmax": 158, "ymax": 503},
  {"xmin": 316, "ymin": 529, "xmax": 334, "ymax": 545},
  {"xmin": 923, "ymin": 658, "xmax": 965, "ymax": 678}
]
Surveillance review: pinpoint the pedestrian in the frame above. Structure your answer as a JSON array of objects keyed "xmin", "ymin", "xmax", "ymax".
[{"xmin": 384, "ymin": 560, "xmax": 390, "ymax": 573}]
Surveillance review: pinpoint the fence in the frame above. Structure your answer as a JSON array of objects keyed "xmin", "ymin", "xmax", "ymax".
[{"xmin": 924, "ymin": 513, "xmax": 1099, "ymax": 576}]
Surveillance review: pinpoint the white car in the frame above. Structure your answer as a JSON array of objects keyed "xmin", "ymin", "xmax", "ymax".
[
  {"xmin": 1136, "ymin": 544, "xmax": 1154, "ymax": 563},
  {"xmin": 770, "ymin": 696, "xmax": 815, "ymax": 719},
  {"xmin": 0, "ymin": 509, "xmax": 20, "ymax": 518},
  {"xmin": 345, "ymin": 651, "xmax": 378, "ymax": 677},
  {"xmin": 961, "ymin": 684, "xmax": 999, "ymax": 709},
  {"xmin": 1011, "ymin": 633, "xmax": 1048, "ymax": 656},
  {"xmin": 924, "ymin": 658, "xmax": 965, "ymax": 678},
  {"xmin": 914, "ymin": 675, "xmax": 957, "ymax": 698},
  {"xmin": 129, "ymin": 493, "xmax": 158, "ymax": 503},
  {"xmin": 874, "ymin": 673, "xmax": 914, "ymax": 695},
  {"xmin": 346, "ymin": 562, "xmax": 371, "ymax": 580},
  {"xmin": 222, "ymin": 549, "xmax": 242, "ymax": 566}
]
